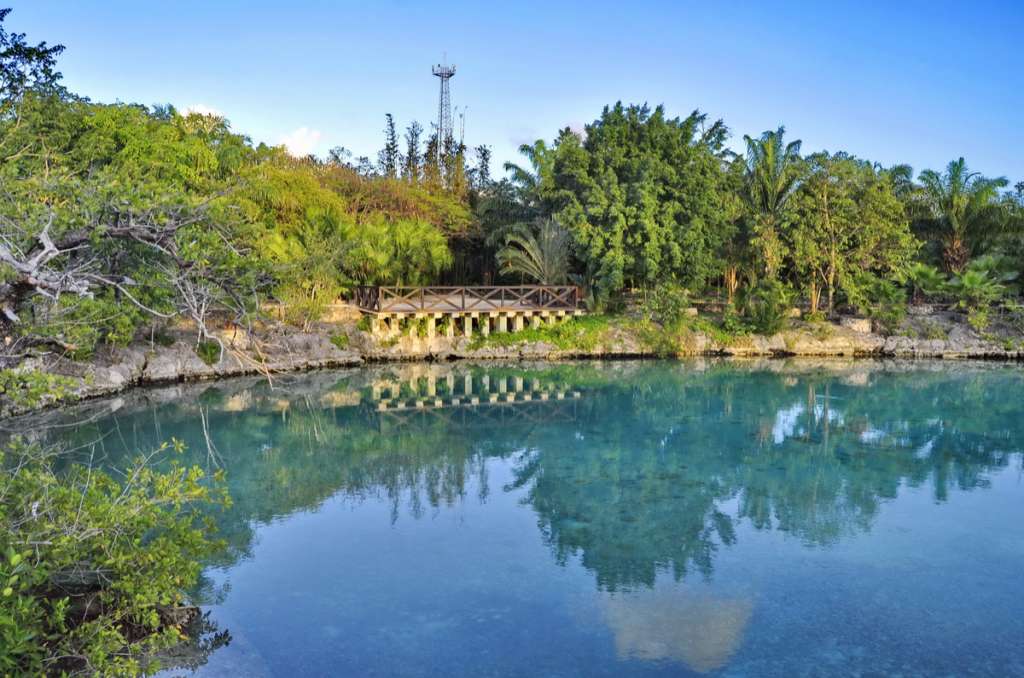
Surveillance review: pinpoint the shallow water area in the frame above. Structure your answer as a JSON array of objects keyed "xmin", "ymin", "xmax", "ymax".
[{"xmin": 14, "ymin": 359, "xmax": 1024, "ymax": 677}]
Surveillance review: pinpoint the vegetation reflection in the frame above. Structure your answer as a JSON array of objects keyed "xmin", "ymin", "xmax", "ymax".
[{"xmin": 29, "ymin": 361, "xmax": 1024, "ymax": 592}]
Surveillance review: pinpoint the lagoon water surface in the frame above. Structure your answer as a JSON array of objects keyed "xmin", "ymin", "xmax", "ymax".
[{"xmin": 21, "ymin": 360, "xmax": 1024, "ymax": 677}]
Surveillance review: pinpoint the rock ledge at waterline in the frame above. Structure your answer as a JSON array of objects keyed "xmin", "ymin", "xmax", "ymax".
[{"xmin": 5, "ymin": 312, "xmax": 1022, "ymax": 416}]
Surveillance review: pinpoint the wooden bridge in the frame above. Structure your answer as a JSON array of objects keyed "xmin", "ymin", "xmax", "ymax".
[
  {"xmin": 352, "ymin": 285, "xmax": 584, "ymax": 339},
  {"xmin": 353, "ymin": 286, "xmax": 582, "ymax": 314}
]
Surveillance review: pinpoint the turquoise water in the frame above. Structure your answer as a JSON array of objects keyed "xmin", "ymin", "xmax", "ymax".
[{"xmin": 17, "ymin": 360, "xmax": 1024, "ymax": 676}]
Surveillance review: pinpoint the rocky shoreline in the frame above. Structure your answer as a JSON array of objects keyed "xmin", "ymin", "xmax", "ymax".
[{"xmin": 4, "ymin": 311, "xmax": 1022, "ymax": 417}]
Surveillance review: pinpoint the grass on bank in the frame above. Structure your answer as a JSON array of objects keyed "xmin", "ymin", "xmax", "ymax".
[
  {"xmin": 467, "ymin": 312, "xmax": 759, "ymax": 356},
  {"xmin": 468, "ymin": 315, "xmax": 616, "ymax": 352}
]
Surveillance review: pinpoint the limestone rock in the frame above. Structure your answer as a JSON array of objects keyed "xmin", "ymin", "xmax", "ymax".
[{"xmin": 839, "ymin": 317, "xmax": 872, "ymax": 334}]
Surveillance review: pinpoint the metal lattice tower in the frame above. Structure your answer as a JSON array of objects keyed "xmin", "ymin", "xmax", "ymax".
[{"xmin": 432, "ymin": 60, "xmax": 456, "ymax": 165}]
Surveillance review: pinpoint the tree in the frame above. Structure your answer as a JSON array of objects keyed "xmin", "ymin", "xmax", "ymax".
[
  {"xmin": 496, "ymin": 218, "xmax": 571, "ymax": 284},
  {"xmin": 402, "ymin": 121, "xmax": 422, "ymax": 183},
  {"xmin": 1, "ymin": 440, "xmax": 229, "ymax": 677},
  {"xmin": 350, "ymin": 216, "xmax": 452, "ymax": 286},
  {"xmin": 718, "ymin": 157, "xmax": 749, "ymax": 304},
  {"xmin": 470, "ymin": 144, "xmax": 491, "ymax": 192},
  {"xmin": 421, "ymin": 130, "xmax": 441, "ymax": 187},
  {"xmin": 789, "ymin": 153, "xmax": 917, "ymax": 315},
  {"xmin": 327, "ymin": 145, "xmax": 353, "ymax": 167},
  {"xmin": 917, "ymin": 158, "xmax": 1009, "ymax": 273},
  {"xmin": 503, "ymin": 139, "xmax": 555, "ymax": 210},
  {"xmin": 549, "ymin": 103, "xmax": 735, "ymax": 299},
  {"xmin": 0, "ymin": 8, "xmax": 64, "ymax": 107},
  {"xmin": 742, "ymin": 127, "xmax": 804, "ymax": 278},
  {"xmin": 377, "ymin": 113, "xmax": 400, "ymax": 178}
]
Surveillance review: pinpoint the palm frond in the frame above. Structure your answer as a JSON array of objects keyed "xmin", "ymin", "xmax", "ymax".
[{"xmin": 496, "ymin": 219, "xmax": 572, "ymax": 285}]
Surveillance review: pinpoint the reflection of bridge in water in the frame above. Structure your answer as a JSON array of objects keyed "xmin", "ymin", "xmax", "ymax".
[{"xmin": 369, "ymin": 369, "xmax": 581, "ymax": 412}]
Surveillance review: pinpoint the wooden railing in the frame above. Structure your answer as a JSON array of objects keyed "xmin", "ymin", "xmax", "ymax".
[{"xmin": 352, "ymin": 286, "xmax": 582, "ymax": 313}]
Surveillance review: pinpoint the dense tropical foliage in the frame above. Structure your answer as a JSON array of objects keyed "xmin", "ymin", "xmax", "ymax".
[
  {"xmin": 2, "ymin": 9, "xmax": 1024, "ymax": 672},
  {"xmin": 1, "ymin": 439, "xmax": 229, "ymax": 676},
  {"xmin": 2, "ymin": 10, "xmax": 1023, "ymax": 365}
]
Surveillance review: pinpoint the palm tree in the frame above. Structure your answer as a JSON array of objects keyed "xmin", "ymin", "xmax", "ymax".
[
  {"xmin": 496, "ymin": 219, "xmax": 571, "ymax": 285},
  {"xmin": 742, "ymin": 127, "xmax": 803, "ymax": 277},
  {"xmin": 503, "ymin": 140, "xmax": 554, "ymax": 208},
  {"xmin": 918, "ymin": 158, "xmax": 1008, "ymax": 273}
]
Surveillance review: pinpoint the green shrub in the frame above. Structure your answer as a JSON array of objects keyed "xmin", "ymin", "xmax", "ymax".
[
  {"xmin": 0, "ymin": 369, "xmax": 78, "ymax": 411},
  {"xmin": 805, "ymin": 310, "xmax": 827, "ymax": 323},
  {"xmin": 0, "ymin": 439, "xmax": 230, "ymax": 676},
  {"xmin": 356, "ymin": 315, "xmax": 372, "ymax": 332},
  {"xmin": 905, "ymin": 262, "xmax": 948, "ymax": 302},
  {"xmin": 807, "ymin": 319, "xmax": 835, "ymax": 341},
  {"xmin": 691, "ymin": 317, "xmax": 744, "ymax": 346},
  {"xmin": 195, "ymin": 340, "xmax": 222, "ymax": 365},
  {"xmin": 743, "ymin": 280, "xmax": 790, "ymax": 335},
  {"xmin": 640, "ymin": 283, "xmax": 689, "ymax": 326},
  {"xmin": 437, "ymin": 316, "xmax": 452, "ymax": 336},
  {"xmin": 152, "ymin": 330, "xmax": 177, "ymax": 347},
  {"xmin": 847, "ymin": 273, "xmax": 907, "ymax": 334},
  {"xmin": 636, "ymin": 319, "xmax": 684, "ymax": 357},
  {"xmin": 720, "ymin": 304, "xmax": 748, "ymax": 335},
  {"xmin": 967, "ymin": 307, "xmax": 990, "ymax": 332},
  {"xmin": 330, "ymin": 333, "xmax": 350, "ymax": 350},
  {"xmin": 866, "ymin": 279, "xmax": 907, "ymax": 334},
  {"xmin": 920, "ymin": 320, "xmax": 948, "ymax": 340},
  {"xmin": 949, "ymin": 268, "xmax": 1004, "ymax": 312},
  {"xmin": 31, "ymin": 293, "xmax": 151, "ymax": 360}
]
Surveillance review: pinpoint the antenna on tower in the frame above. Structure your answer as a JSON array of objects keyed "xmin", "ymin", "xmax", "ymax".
[{"xmin": 432, "ymin": 57, "xmax": 456, "ymax": 166}]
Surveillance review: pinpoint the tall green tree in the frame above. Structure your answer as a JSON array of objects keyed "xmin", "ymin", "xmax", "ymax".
[
  {"xmin": 789, "ymin": 154, "xmax": 917, "ymax": 314},
  {"xmin": 918, "ymin": 157, "xmax": 1009, "ymax": 273},
  {"xmin": 547, "ymin": 103, "xmax": 735, "ymax": 299},
  {"xmin": 0, "ymin": 8, "xmax": 64, "ymax": 106},
  {"xmin": 742, "ymin": 127, "xmax": 804, "ymax": 278},
  {"xmin": 402, "ymin": 121, "xmax": 422, "ymax": 183},
  {"xmin": 378, "ymin": 113, "xmax": 400, "ymax": 178},
  {"xmin": 503, "ymin": 139, "xmax": 555, "ymax": 210},
  {"xmin": 470, "ymin": 144, "xmax": 491, "ymax": 192}
]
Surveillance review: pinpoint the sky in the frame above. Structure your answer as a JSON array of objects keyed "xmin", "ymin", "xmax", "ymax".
[{"xmin": 12, "ymin": 1, "xmax": 1024, "ymax": 181}]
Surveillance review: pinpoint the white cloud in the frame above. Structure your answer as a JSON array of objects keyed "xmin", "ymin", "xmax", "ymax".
[
  {"xmin": 279, "ymin": 127, "xmax": 322, "ymax": 157},
  {"xmin": 182, "ymin": 103, "xmax": 223, "ymax": 117}
]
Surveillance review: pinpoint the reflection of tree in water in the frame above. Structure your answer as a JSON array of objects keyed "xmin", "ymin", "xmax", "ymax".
[
  {"xmin": 27, "ymin": 361, "xmax": 1024, "ymax": 592},
  {"xmin": 511, "ymin": 363, "xmax": 1024, "ymax": 590}
]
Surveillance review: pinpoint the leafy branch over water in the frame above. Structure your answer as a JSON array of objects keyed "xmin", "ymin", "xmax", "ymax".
[{"xmin": 0, "ymin": 439, "xmax": 230, "ymax": 676}]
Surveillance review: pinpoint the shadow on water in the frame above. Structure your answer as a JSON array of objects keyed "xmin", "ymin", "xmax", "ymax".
[{"xmin": 8, "ymin": 359, "xmax": 1024, "ymax": 675}]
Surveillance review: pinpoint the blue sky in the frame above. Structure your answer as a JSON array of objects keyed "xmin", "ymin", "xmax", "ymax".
[{"xmin": 13, "ymin": 1, "xmax": 1024, "ymax": 181}]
